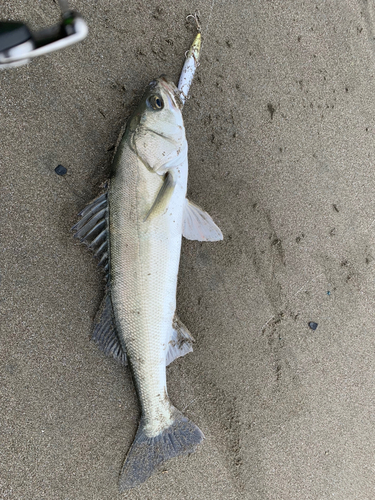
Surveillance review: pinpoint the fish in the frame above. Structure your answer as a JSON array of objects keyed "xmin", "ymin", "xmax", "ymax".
[{"xmin": 73, "ymin": 43, "xmax": 222, "ymax": 490}]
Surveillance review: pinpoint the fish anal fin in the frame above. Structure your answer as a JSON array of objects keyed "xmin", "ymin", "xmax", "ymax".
[
  {"xmin": 166, "ymin": 315, "xmax": 194, "ymax": 366},
  {"xmin": 92, "ymin": 293, "xmax": 127, "ymax": 366},
  {"xmin": 183, "ymin": 199, "xmax": 223, "ymax": 241}
]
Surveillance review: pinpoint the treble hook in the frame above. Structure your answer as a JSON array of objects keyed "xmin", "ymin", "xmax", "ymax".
[{"xmin": 186, "ymin": 12, "xmax": 202, "ymax": 32}]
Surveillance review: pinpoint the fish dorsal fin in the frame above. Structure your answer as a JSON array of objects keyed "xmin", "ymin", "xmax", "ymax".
[
  {"xmin": 166, "ymin": 315, "xmax": 194, "ymax": 366},
  {"xmin": 72, "ymin": 191, "xmax": 110, "ymax": 280},
  {"xmin": 183, "ymin": 199, "xmax": 223, "ymax": 241},
  {"xmin": 92, "ymin": 292, "xmax": 127, "ymax": 366}
]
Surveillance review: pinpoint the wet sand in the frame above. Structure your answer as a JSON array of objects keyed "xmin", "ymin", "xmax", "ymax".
[{"xmin": 1, "ymin": 1, "xmax": 375, "ymax": 498}]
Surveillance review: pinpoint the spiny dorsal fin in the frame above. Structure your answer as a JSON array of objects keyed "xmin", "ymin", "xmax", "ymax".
[
  {"xmin": 72, "ymin": 191, "xmax": 110, "ymax": 280},
  {"xmin": 92, "ymin": 292, "xmax": 127, "ymax": 366},
  {"xmin": 166, "ymin": 315, "xmax": 194, "ymax": 366},
  {"xmin": 183, "ymin": 199, "xmax": 223, "ymax": 241}
]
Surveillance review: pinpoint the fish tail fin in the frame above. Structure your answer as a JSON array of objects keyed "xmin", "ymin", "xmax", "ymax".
[{"xmin": 119, "ymin": 408, "xmax": 204, "ymax": 491}]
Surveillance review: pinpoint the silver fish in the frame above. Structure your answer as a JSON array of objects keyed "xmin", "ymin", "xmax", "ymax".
[{"xmin": 73, "ymin": 75, "xmax": 222, "ymax": 489}]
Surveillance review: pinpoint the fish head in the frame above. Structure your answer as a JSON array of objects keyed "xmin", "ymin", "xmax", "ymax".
[{"xmin": 128, "ymin": 76, "xmax": 187, "ymax": 173}]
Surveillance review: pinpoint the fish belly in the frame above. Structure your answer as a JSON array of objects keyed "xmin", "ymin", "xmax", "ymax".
[{"xmin": 109, "ymin": 142, "xmax": 187, "ymax": 437}]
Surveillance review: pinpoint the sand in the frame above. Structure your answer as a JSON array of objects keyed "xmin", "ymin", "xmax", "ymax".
[{"xmin": 1, "ymin": 0, "xmax": 375, "ymax": 498}]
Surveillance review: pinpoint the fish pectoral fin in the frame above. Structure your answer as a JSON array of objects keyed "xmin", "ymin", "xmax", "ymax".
[
  {"xmin": 144, "ymin": 172, "xmax": 175, "ymax": 221},
  {"xmin": 166, "ymin": 315, "xmax": 195, "ymax": 366},
  {"xmin": 92, "ymin": 292, "xmax": 127, "ymax": 366},
  {"xmin": 183, "ymin": 199, "xmax": 223, "ymax": 241}
]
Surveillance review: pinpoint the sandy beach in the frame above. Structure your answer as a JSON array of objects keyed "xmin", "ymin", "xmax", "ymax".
[{"xmin": 1, "ymin": 0, "xmax": 375, "ymax": 498}]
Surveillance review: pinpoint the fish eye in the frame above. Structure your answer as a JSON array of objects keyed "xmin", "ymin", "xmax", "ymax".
[{"xmin": 148, "ymin": 95, "xmax": 164, "ymax": 110}]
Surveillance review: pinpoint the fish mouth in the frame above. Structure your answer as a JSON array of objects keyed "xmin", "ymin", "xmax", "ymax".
[{"xmin": 157, "ymin": 76, "xmax": 183, "ymax": 110}]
